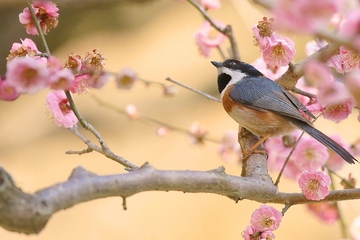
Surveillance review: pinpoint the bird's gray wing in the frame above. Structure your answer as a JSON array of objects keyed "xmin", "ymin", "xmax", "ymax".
[{"xmin": 229, "ymin": 77, "xmax": 312, "ymax": 122}]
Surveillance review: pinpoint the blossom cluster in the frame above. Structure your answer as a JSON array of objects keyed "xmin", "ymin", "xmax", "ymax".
[
  {"xmin": 243, "ymin": 205, "xmax": 282, "ymax": 240},
  {"xmin": 1, "ymin": 1, "xmax": 110, "ymax": 128},
  {"xmin": 2, "ymin": 1, "xmax": 178, "ymax": 129},
  {"xmin": 2, "ymin": 34, "xmax": 111, "ymax": 127},
  {"xmin": 252, "ymin": 17, "xmax": 296, "ymax": 68}
]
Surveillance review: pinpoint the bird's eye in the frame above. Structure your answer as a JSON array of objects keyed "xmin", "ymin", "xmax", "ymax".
[{"xmin": 229, "ymin": 61, "xmax": 236, "ymax": 66}]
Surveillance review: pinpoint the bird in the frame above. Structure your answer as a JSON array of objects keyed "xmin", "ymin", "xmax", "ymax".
[{"xmin": 211, "ymin": 59, "xmax": 357, "ymax": 164}]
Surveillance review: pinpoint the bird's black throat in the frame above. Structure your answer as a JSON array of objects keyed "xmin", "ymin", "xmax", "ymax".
[{"xmin": 217, "ymin": 73, "xmax": 231, "ymax": 94}]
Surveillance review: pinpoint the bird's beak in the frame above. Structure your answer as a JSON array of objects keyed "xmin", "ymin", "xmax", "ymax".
[{"xmin": 211, "ymin": 61, "xmax": 222, "ymax": 68}]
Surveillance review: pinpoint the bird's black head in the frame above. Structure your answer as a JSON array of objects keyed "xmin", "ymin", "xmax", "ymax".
[{"xmin": 211, "ymin": 59, "xmax": 263, "ymax": 94}]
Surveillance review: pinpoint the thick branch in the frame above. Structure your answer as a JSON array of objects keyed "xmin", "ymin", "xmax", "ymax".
[
  {"xmin": 0, "ymin": 164, "xmax": 277, "ymax": 234},
  {"xmin": 1, "ymin": 164, "xmax": 360, "ymax": 234}
]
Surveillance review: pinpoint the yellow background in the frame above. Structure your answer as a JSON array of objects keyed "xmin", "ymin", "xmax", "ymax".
[{"xmin": 0, "ymin": 0, "xmax": 359, "ymax": 239}]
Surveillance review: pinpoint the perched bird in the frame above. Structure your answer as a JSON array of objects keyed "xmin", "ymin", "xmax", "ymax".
[{"xmin": 211, "ymin": 59, "xmax": 357, "ymax": 164}]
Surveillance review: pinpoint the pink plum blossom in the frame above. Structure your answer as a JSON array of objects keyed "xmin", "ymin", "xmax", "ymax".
[
  {"xmin": 218, "ymin": 130, "xmax": 241, "ymax": 162},
  {"xmin": 252, "ymin": 17, "xmax": 274, "ymax": 52},
  {"xmin": 251, "ymin": 57, "xmax": 288, "ymax": 80},
  {"xmin": 345, "ymin": 71, "xmax": 360, "ymax": 104},
  {"xmin": 86, "ymin": 72, "xmax": 110, "ymax": 89},
  {"xmin": 125, "ymin": 104, "xmax": 140, "ymax": 120},
  {"xmin": 322, "ymin": 97, "xmax": 356, "ymax": 122},
  {"xmin": 307, "ymin": 202, "xmax": 339, "ymax": 224},
  {"xmin": 187, "ymin": 122, "xmax": 207, "ymax": 145},
  {"xmin": 265, "ymin": 134, "xmax": 293, "ymax": 172},
  {"xmin": 81, "ymin": 48, "xmax": 106, "ymax": 73},
  {"xmin": 265, "ymin": 131, "xmax": 307, "ymax": 180},
  {"xmin": 304, "ymin": 102, "xmax": 324, "ymax": 118},
  {"xmin": 250, "ymin": 205, "xmax": 282, "ymax": 231},
  {"xmin": 200, "ymin": 0, "xmax": 221, "ymax": 10},
  {"xmin": 252, "ymin": 17, "xmax": 294, "ymax": 66},
  {"xmin": 317, "ymin": 81, "xmax": 356, "ymax": 122},
  {"xmin": 156, "ymin": 126, "xmax": 169, "ymax": 137},
  {"xmin": 261, "ymin": 231, "xmax": 275, "ymax": 240},
  {"xmin": 19, "ymin": 1, "xmax": 59, "ymax": 35},
  {"xmin": 292, "ymin": 136, "xmax": 329, "ymax": 171},
  {"xmin": 116, "ymin": 67, "xmax": 138, "ymax": 89},
  {"xmin": 273, "ymin": 0, "xmax": 342, "ymax": 33},
  {"xmin": 162, "ymin": 85, "xmax": 178, "ymax": 97},
  {"xmin": 340, "ymin": 46, "xmax": 360, "ymax": 72},
  {"xmin": 305, "ymin": 40, "xmax": 344, "ymax": 73},
  {"xmin": 243, "ymin": 225, "xmax": 257, "ymax": 240},
  {"xmin": 64, "ymin": 53, "xmax": 82, "ymax": 75},
  {"xmin": 6, "ymin": 57, "xmax": 49, "ymax": 94},
  {"xmin": 195, "ymin": 35, "xmax": 211, "ymax": 57},
  {"xmin": 46, "ymin": 91, "xmax": 78, "ymax": 128},
  {"xmin": 351, "ymin": 139, "xmax": 360, "ymax": 156},
  {"xmin": 262, "ymin": 35, "xmax": 296, "ymax": 68},
  {"xmin": 0, "ymin": 79, "xmax": 20, "ymax": 101},
  {"xmin": 304, "ymin": 60, "xmax": 333, "ymax": 88},
  {"xmin": 340, "ymin": 8, "xmax": 360, "ymax": 38},
  {"xmin": 47, "ymin": 56, "xmax": 62, "ymax": 74},
  {"xmin": 195, "ymin": 20, "xmax": 226, "ymax": 57},
  {"xmin": 49, "ymin": 68, "xmax": 75, "ymax": 90},
  {"xmin": 7, "ymin": 38, "xmax": 40, "ymax": 62},
  {"xmin": 298, "ymin": 170, "xmax": 331, "ymax": 200},
  {"xmin": 69, "ymin": 74, "xmax": 90, "ymax": 94}
]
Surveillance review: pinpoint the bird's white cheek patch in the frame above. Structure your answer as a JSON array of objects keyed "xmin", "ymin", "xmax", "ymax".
[{"xmin": 221, "ymin": 67, "xmax": 248, "ymax": 82}]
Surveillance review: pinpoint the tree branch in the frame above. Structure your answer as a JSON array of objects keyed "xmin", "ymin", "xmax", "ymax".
[
  {"xmin": 275, "ymin": 43, "xmax": 340, "ymax": 89},
  {"xmin": 1, "ymin": 164, "xmax": 360, "ymax": 234}
]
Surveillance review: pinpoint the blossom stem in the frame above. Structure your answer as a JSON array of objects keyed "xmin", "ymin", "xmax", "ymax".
[
  {"xmin": 326, "ymin": 168, "xmax": 355, "ymax": 188},
  {"xmin": 327, "ymin": 170, "xmax": 349, "ymax": 239},
  {"xmin": 27, "ymin": 0, "xmax": 50, "ymax": 56},
  {"xmin": 292, "ymin": 87, "xmax": 317, "ymax": 99}
]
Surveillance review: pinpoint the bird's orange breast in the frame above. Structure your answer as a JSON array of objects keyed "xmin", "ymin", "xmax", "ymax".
[{"xmin": 222, "ymin": 85, "xmax": 297, "ymax": 136}]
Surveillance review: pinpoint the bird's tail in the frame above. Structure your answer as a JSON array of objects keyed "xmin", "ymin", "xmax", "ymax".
[{"xmin": 291, "ymin": 119, "xmax": 357, "ymax": 164}]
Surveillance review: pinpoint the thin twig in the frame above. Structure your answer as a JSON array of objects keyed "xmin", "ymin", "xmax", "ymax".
[
  {"xmin": 274, "ymin": 132, "xmax": 305, "ymax": 186},
  {"xmin": 281, "ymin": 204, "xmax": 291, "ymax": 215},
  {"xmin": 68, "ymin": 125, "xmax": 138, "ymax": 169},
  {"xmin": 165, "ymin": 77, "xmax": 221, "ymax": 102},
  {"xmin": 326, "ymin": 168, "xmax": 356, "ymax": 189},
  {"xmin": 91, "ymin": 94, "xmax": 221, "ymax": 144},
  {"xmin": 292, "ymin": 87, "xmax": 317, "ymax": 99},
  {"xmin": 224, "ymin": 25, "xmax": 241, "ymax": 60},
  {"xmin": 65, "ymin": 91, "xmax": 138, "ymax": 170},
  {"xmin": 328, "ymin": 170, "xmax": 349, "ymax": 239},
  {"xmin": 217, "ymin": 46, "xmax": 227, "ymax": 60},
  {"xmin": 316, "ymin": 29, "xmax": 360, "ymax": 54},
  {"xmin": 27, "ymin": 1, "xmax": 50, "ymax": 55}
]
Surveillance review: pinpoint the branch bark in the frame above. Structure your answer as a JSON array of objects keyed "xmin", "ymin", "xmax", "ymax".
[{"xmin": 1, "ymin": 164, "xmax": 360, "ymax": 234}]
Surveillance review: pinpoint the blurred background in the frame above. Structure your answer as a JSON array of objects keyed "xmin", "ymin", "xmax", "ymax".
[{"xmin": 0, "ymin": 0, "xmax": 359, "ymax": 239}]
